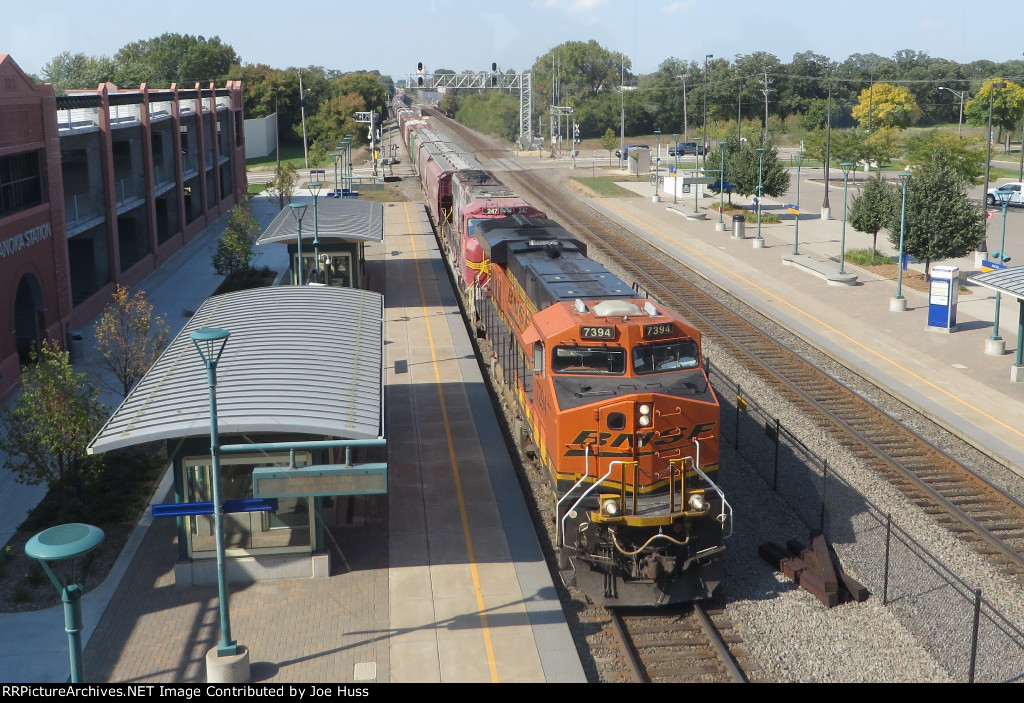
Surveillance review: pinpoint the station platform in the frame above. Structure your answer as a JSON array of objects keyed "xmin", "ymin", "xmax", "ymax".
[
  {"xmin": 0, "ymin": 197, "xmax": 585, "ymax": 684},
  {"xmin": 592, "ymin": 178, "xmax": 1024, "ymax": 477}
]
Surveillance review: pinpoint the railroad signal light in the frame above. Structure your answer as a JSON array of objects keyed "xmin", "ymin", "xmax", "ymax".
[
  {"xmin": 417, "ymin": 62, "xmax": 423, "ymax": 72},
  {"xmin": 492, "ymin": 62, "xmax": 497, "ymax": 72},
  {"xmin": 418, "ymin": 76, "xmax": 423, "ymax": 86}
]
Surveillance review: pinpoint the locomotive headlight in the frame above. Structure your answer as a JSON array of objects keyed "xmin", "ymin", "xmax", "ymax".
[
  {"xmin": 637, "ymin": 403, "xmax": 652, "ymax": 427},
  {"xmin": 602, "ymin": 499, "xmax": 620, "ymax": 517},
  {"xmin": 688, "ymin": 494, "xmax": 707, "ymax": 512}
]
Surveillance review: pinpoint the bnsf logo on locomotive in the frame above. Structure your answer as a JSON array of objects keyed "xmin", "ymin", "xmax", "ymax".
[{"xmin": 564, "ymin": 422, "xmax": 717, "ymax": 455}]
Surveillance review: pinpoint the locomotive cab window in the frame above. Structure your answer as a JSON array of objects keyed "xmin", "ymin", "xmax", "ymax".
[
  {"xmin": 632, "ymin": 339, "xmax": 699, "ymax": 373},
  {"xmin": 553, "ymin": 345, "xmax": 626, "ymax": 374}
]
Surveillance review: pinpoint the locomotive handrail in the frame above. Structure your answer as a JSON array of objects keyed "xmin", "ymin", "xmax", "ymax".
[
  {"xmin": 692, "ymin": 438, "xmax": 733, "ymax": 538},
  {"xmin": 558, "ymin": 448, "xmax": 619, "ymax": 549}
]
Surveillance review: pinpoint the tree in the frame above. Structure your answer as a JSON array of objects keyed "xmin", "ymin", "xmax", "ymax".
[
  {"xmin": 886, "ymin": 162, "xmax": 985, "ymax": 276},
  {"xmin": 41, "ymin": 51, "xmax": 116, "ymax": 94},
  {"xmin": 308, "ymin": 140, "xmax": 329, "ymax": 169},
  {"xmin": 721, "ymin": 138, "xmax": 790, "ymax": 199},
  {"xmin": 0, "ymin": 340, "xmax": 107, "ymax": 518},
  {"xmin": 904, "ymin": 130, "xmax": 985, "ymax": 184},
  {"xmin": 264, "ymin": 162, "xmax": 297, "ymax": 210},
  {"xmin": 851, "ymin": 83, "xmax": 921, "ymax": 129},
  {"xmin": 112, "ymin": 33, "xmax": 239, "ymax": 87},
  {"xmin": 94, "ymin": 285, "xmax": 170, "ymax": 398},
  {"xmin": 455, "ymin": 92, "xmax": 520, "ymax": 142},
  {"xmin": 213, "ymin": 198, "xmax": 263, "ymax": 278},
  {"xmin": 600, "ymin": 128, "xmax": 618, "ymax": 163},
  {"xmin": 849, "ymin": 171, "xmax": 898, "ymax": 259},
  {"xmin": 964, "ymin": 79, "xmax": 1024, "ymax": 140}
]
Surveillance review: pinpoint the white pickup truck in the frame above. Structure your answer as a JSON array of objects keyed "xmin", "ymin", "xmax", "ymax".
[{"xmin": 986, "ymin": 182, "xmax": 1024, "ymax": 206}]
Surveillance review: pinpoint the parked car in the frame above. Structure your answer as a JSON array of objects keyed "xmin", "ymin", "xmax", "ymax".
[
  {"xmin": 614, "ymin": 144, "xmax": 649, "ymax": 159},
  {"xmin": 668, "ymin": 141, "xmax": 706, "ymax": 156},
  {"xmin": 986, "ymin": 182, "xmax": 1024, "ymax": 206}
]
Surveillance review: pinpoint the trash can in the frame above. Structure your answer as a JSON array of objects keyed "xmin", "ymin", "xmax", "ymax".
[
  {"xmin": 69, "ymin": 331, "xmax": 84, "ymax": 362},
  {"xmin": 732, "ymin": 213, "xmax": 746, "ymax": 239}
]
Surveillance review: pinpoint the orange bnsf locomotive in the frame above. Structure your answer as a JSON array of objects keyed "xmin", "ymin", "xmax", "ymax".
[
  {"xmin": 475, "ymin": 216, "xmax": 731, "ymax": 607},
  {"xmin": 394, "ymin": 103, "xmax": 730, "ymax": 606}
]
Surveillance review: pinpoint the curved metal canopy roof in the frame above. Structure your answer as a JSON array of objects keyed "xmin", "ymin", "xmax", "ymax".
[
  {"xmin": 969, "ymin": 267, "xmax": 1024, "ymax": 301},
  {"xmin": 88, "ymin": 286, "xmax": 383, "ymax": 455},
  {"xmin": 257, "ymin": 197, "xmax": 384, "ymax": 246}
]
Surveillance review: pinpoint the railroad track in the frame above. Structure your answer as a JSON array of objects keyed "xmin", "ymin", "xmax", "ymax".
[
  {"xmin": 422, "ymin": 109, "xmax": 1024, "ymax": 584},
  {"xmin": 583, "ymin": 603, "xmax": 749, "ymax": 682}
]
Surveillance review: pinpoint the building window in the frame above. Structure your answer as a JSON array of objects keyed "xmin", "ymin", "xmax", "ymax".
[{"xmin": 0, "ymin": 151, "xmax": 44, "ymax": 218}]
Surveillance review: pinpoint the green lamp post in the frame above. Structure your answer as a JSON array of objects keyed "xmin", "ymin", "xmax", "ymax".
[
  {"xmin": 756, "ymin": 147, "xmax": 767, "ymax": 241},
  {"xmin": 306, "ymin": 180, "xmax": 324, "ymax": 281},
  {"xmin": 718, "ymin": 141, "xmax": 728, "ymax": 228},
  {"xmin": 838, "ymin": 162, "xmax": 854, "ymax": 274},
  {"xmin": 25, "ymin": 523, "xmax": 104, "ymax": 683},
  {"xmin": 289, "ymin": 203, "xmax": 308, "ymax": 285},
  {"xmin": 986, "ymin": 189, "xmax": 1013, "ymax": 354},
  {"xmin": 672, "ymin": 132, "xmax": 679, "ymax": 204},
  {"xmin": 890, "ymin": 172, "xmax": 911, "ymax": 312},
  {"xmin": 792, "ymin": 153, "xmax": 805, "ymax": 255}
]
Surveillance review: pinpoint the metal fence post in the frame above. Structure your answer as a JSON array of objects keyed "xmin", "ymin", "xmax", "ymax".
[
  {"xmin": 734, "ymin": 384, "xmax": 741, "ymax": 448},
  {"xmin": 772, "ymin": 419, "xmax": 780, "ymax": 491},
  {"xmin": 883, "ymin": 514, "xmax": 892, "ymax": 606},
  {"xmin": 820, "ymin": 460, "xmax": 828, "ymax": 533},
  {"xmin": 969, "ymin": 588, "xmax": 982, "ymax": 683}
]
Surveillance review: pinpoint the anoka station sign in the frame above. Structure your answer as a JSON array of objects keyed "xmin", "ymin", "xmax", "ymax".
[{"xmin": 0, "ymin": 223, "xmax": 51, "ymax": 261}]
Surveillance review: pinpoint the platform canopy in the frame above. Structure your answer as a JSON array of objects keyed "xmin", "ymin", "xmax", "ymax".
[
  {"xmin": 969, "ymin": 267, "xmax": 1024, "ymax": 302},
  {"xmin": 257, "ymin": 197, "xmax": 384, "ymax": 246},
  {"xmin": 88, "ymin": 286, "xmax": 383, "ymax": 455}
]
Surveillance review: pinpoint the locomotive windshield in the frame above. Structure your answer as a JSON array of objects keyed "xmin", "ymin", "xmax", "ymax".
[
  {"xmin": 553, "ymin": 345, "xmax": 626, "ymax": 374},
  {"xmin": 632, "ymin": 339, "xmax": 699, "ymax": 373}
]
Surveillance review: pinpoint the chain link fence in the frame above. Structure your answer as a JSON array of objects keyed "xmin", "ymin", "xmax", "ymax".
[{"xmin": 709, "ymin": 359, "xmax": 1024, "ymax": 683}]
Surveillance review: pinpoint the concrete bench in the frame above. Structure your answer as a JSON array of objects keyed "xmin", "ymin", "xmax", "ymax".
[{"xmin": 781, "ymin": 253, "xmax": 858, "ymax": 286}]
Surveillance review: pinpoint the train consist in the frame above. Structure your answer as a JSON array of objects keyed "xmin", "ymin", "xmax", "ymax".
[{"xmin": 395, "ymin": 104, "xmax": 732, "ymax": 607}]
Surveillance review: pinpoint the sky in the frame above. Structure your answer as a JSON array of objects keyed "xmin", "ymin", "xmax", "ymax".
[{"xmin": 0, "ymin": 0, "xmax": 1006, "ymax": 84}]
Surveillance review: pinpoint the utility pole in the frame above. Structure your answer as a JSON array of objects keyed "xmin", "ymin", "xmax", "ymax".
[
  {"xmin": 299, "ymin": 70, "xmax": 309, "ymax": 168},
  {"xmin": 761, "ymin": 69, "xmax": 772, "ymax": 143}
]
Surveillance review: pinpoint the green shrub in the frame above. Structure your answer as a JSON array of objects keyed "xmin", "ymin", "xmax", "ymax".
[{"xmin": 844, "ymin": 248, "xmax": 892, "ymax": 266}]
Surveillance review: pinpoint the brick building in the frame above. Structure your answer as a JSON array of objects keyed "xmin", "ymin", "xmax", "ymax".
[{"xmin": 0, "ymin": 54, "xmax": 246, "ymax": 401}]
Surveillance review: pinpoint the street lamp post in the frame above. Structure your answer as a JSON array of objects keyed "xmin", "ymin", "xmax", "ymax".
[
  {"xmin": 982, "ymin": 82, "xmax": 1007, "ymax": 256},
  {"xmin": 653, "ymin": 130, "xmax": 661, "ymax": 202},
  {"xmin": 25, "ymin": 523, "xmax": 104, "ymax": 683},
  {"xmin": 306, "ymin": 180, "xmax": 323, "ymax": 282},
  {"xmin": 189, "ymin": 327, "xmax": 249, "ymax": 681},
  {"xmin": 986, "ymin": 190, "xmax": 1013, "ymax": 354},
  {"xmin": 737, "ymin": 84, "xmax": 744, "ymax": 145},
  {"xmin": 718, "ymin": 141, "xmax": 727, "ymax": 229},
  {"xmin": 702, "ymin": 54, "xmax": 713, "ymax": 169},
  {"xmin": 792, "ymin": 154, "xmax": 805, "ymax": 255},
  {"xmin": 890, "ymin": 172, "xmax": 911, "ymax": 311},
  {"xmin": 839, "ymin": 162, "xmax": 854, "ymax": 274},
  {"xmin": 672, "ymin": 132, "xmax": 679, "ymax": 204},
  {"xmin": 756, "ymin": 148, "xmax": 766, "ymax": 241},
  {"xmin": 289, "ymin": 203, "xmax": 308, "ymax": 285},
  {"xmin": 676, "ymin": 74, "xmax": 688, "ymax": 140},
  {"xmin": 331, "ymin": 152, "xmax": 342, "ymax": 198},
  {"xmin": 939, "ymin": 86, "xmax": 966, "ymax": 137},
  {"xmin": 270, "ymin": 88, "xmax": 280, "ymax": 170}
]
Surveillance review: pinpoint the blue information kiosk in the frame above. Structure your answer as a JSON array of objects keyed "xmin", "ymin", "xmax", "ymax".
[{"xmin": 928, "ymin": 266, "xmax": 959, "ymax": 332}]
